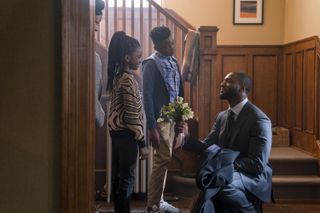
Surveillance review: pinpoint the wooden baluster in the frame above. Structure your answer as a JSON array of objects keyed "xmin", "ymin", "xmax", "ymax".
[
  {"xmin": 159, "ymin": 13, "xmax": 165, "ymax": 26},
  {"xmin": 140, "ymin": 0, "xmax": 144, "ymax": 58},
  {"xmin": 131, "ymin": 0, "xmax": 135, "ymax": 36},
  {"xmin": 122, "ymin": 0, "xmax": 126, "ymax": 31},
  {"xmin": 114, "ymin": 0, "xmax": 117, "ymax": 31},
  {"xmin": 148, "ymin": 3, "xmax": 152, "ymax": 54},
  {"xmin": 105, "ymin": 0, "xmax": 109, "ymax": 45},
  {"xmin": 157, "ymin": 9, "xmax": 160, "ymax": 26}
]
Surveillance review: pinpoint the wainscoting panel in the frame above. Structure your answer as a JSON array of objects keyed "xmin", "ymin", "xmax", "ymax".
[
  {"xmin": 215, "ymin": 46, "xmax": 282, "ymax": 127},
  {"xmin": 294, "ymin": 51, "xmax": 303, "ymax": 131},
  {"xmin": 281, "ymin": 37, "xmax": 320, "ymax": 155},
  {"xmin": 304, "ymin": 48, "xmax": 316, "ymax": 134},
  {"xmin": 282, "ymin": 53, "xmax": 294, "ymax": 128},
  {"xmin": 198, "ymin": 56, "xmax": 215, "ymax": 138},
  {"xmin": 252, "ymin": 55, "xmax": 278, "ymax": 124},
  {"xmin": 222, "ymin": 55, "xmax": 248, "ymax": 76}
]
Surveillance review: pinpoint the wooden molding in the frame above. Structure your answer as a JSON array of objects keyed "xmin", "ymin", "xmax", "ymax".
[
  {"xmin": 62, "ymin": 0, "xmax": 95, "ymax": 212},
  {"xmin": 284, "ymin": 36, "xmax": 319, "ymax": 47}
]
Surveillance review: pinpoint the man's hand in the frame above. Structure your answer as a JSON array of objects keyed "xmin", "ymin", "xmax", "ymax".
[
  {"xmin": 174, "ymin": 121, "xmax": 189, "ymax": 135},
  {"xmin": 149, "ymin": 128, "xmax": 160, "ymax": 149},
  {"xmin": 139, "ymin": 147, "xmax": 149, "ymax": 160},
  {"xmin": 173, "ymin": 121, "xmax": 189, "ymax": 149}
]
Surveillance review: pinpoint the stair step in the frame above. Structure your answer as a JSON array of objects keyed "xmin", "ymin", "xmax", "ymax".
[
  {"xmin": 270, "ymin": 159, "xmax": 318, "ymax": 175},
  {"xmin": 168, "ymin": 147, "xmax": 320, "ymax": 202},
  {"xmin": 272, "ymin": 175, "xmax": 320, "ymax": 201},
  {"xmin": 270, "ymin": 147, "xmax": 317, "ymax": 160},
  {"xmin": 170, "ymin": 175, "xmax": 320, "ymax": 201},
  {"xmin": 270, "ymin": 147, "xmax": 318, "ymax": 176},
  {"xmin": 273, "ymin": 175, "xmax": 320, "ymax": 185}
]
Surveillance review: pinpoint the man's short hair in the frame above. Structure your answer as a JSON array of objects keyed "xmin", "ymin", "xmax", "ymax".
[
  {"xmin": 96, "ymin": 0, "xmax": 105, "ymax": 15},
  {"xmin": 150, "ymin": 26, "xmax": 171, "ymax": 44},
  {"xmin": 233, "ymin": 72, "xmax": 252, "ymax": 93}
]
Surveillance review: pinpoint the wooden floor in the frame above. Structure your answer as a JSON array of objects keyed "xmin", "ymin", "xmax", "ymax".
[
  {"xmin": 263, "ymin": 201, "xmax": 320, "ymax": 213},
  {"xmin": 95, "ymin": 198, "xmax": 320, "ymax": 213}
]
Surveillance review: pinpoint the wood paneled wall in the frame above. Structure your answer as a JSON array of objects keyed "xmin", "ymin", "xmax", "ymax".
[
  {"xmin": 175, "ymin": 33, "xmax": 320, "ymax": 175},
  {"xmin": 216, "ymin": 45, "xmax": 283, "ymax": 125},
  {"xmin": 193, "ymin": 35, "xmax": 320, "ymax": 157},
  {"xmin": 279, "ymin": 37, "xmax": 320, "ymax": 156},
  {"xmin": 191, "ymin": 32, "xmax": 320, "ymax": 157},
  {"xmin": 192, "ymin": 40, "xmax": 283, "ymax": 139}
]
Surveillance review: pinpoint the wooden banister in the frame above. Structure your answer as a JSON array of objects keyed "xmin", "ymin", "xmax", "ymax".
[
  {"xmin": 146, "ymin": 0, "xmax": 193, "ymax": 33},
  {"xmin": 316, "ymin": 36, "xmax": 320, "ymax": 56}
]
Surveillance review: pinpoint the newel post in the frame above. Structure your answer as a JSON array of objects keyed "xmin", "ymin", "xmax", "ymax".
[
  {"xmin": 197, "ymin": 26, "xmax": 219, "ymax": 139},
  {"xmin": 62, "ymin": 0, "xmax": 95, "ymax": 212}
]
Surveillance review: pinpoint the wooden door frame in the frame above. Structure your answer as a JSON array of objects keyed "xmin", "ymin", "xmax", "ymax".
[{"xmin": 61, "ymin": 0, "xmax": 95, "ymax": 212}]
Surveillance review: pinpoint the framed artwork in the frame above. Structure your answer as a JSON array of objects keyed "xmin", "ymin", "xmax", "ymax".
[{"xmin": 233, "ymin": 0, "xmax": 264, "ymax": 25}]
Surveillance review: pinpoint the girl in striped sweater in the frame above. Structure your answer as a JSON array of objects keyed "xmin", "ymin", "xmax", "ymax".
[{"xmin": 107, "ymin": 31, "xmax": 149, "ymax": 213}]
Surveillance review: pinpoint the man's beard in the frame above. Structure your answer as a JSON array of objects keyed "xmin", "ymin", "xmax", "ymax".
[{"xmin": 219, "ymin": 88, "xmax": 238, "ymax": 100}]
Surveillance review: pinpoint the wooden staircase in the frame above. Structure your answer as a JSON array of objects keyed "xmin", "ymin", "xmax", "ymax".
[
  {"xmin": 271, "ymin": 147, "xmax": 320, "ymax": 202},
  {"xmin": 166, "ymin": 145, "xmax": 320, "ymax": 206}
]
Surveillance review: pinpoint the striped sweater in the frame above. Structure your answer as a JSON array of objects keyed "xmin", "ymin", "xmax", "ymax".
[{"xmin": 108, "ymin": 71, "xmax": 145, "ymax": 148}]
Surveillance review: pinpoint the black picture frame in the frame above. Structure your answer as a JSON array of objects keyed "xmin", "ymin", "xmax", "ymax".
[{"xmin": 233, "ymin": 0, "xmax": 264, "ymax": 25}]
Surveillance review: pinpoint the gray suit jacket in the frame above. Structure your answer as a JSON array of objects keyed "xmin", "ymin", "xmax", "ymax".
[{"xmin": 184, "ymin": 101, "xmax": 272, "ymax": 202}]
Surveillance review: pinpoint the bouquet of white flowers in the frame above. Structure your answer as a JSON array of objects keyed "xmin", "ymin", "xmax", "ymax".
[
  {"xmin": 157, "ymin": 96, "xmax": 194, "ymax": 149},
  {"xmin": 157, "ymin": 96, "xmax": 194, "ymax": 123}
]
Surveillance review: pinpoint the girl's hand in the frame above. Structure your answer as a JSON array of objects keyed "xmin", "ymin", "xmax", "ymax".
[{"xmin": 139, "ymin": 147, "xmax": 149, "ymax": 160}]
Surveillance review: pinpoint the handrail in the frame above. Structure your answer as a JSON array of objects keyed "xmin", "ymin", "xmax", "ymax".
[
  {"xmin": 316, "ymin": 36, "xmax": 320, "ymax": 56},
  {"xmin": 147, "ymin": 0, "xmax": 194, "ymax": 33}
]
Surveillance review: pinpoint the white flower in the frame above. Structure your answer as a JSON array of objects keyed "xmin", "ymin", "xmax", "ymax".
[{"xmin": 157, "ymin": 96, "xmax": 194, "ymax": 123}]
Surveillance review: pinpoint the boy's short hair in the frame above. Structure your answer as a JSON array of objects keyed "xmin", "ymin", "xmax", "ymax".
[{"xmin": 150, "ymin": 26, "xmax": 171, "ymax": 44}]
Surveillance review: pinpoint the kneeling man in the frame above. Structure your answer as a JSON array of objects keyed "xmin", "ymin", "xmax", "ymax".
[{"xmin": 179, "ymin": 72, "xmax": 272, "ymax": 213}]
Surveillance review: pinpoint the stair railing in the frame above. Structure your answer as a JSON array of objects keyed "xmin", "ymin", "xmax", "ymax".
[{"xmin": 97, "ymin": 0, "xmax": 195, "ymax": 64}]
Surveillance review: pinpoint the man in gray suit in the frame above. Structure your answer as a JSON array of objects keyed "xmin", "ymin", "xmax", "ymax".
[{"xmin": 181, "ymin": 72, "xmax": 272, "ymax": 213}]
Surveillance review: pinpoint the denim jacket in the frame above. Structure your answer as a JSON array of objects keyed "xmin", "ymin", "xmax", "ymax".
[{"xmin": 142, "ymin": 53, "xmax": 184, "ymax": 129}]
